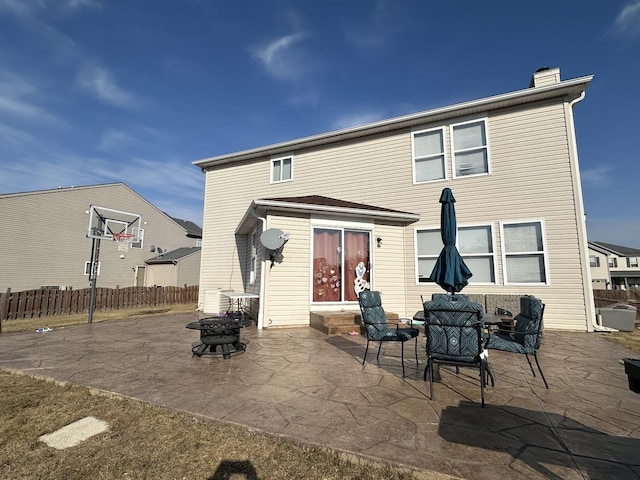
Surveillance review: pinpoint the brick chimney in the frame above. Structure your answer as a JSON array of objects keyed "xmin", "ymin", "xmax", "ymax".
[{"xmin": 529, "ymin": 66, "xmax": 561, "ymax": 88}]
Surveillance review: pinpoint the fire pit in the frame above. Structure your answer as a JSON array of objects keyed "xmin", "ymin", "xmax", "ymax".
[{"xmin": 186, "ymin": 316, "xmax": 252, "ymax": 359}]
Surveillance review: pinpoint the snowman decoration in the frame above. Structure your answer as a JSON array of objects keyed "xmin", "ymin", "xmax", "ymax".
[{"xmin": 354, "ymin": 261, "xmax": 370, "ymax": 296}]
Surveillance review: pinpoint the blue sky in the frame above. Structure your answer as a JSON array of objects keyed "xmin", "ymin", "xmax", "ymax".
[{"xmin": 1, "ymin": 1, "xmax": 639, "ymax": 246}]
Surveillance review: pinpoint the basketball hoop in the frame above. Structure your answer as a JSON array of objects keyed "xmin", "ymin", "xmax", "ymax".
[{"xmin": 113, "ymin": 233, "xmax": 135, "ymax": 252}]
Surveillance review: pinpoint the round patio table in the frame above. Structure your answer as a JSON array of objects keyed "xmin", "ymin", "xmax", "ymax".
[{"xmin": 186, "ymin": 316, "xmax": 252, "ymax": 359}]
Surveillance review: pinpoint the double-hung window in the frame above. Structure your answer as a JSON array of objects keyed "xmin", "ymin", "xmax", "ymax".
[
  {"xmin": 416, "ymin": 225, "xmax": 495, "ymax": 284},
  {"xmin": 412, "ymin": 128, "xmax": 445, "ymax": 183},
  {"xmin": 458, "ymin": 225, "xmax": 495, "ymax": 283},
  {"xmin": 502, "ymin": 221, "xmax": 548, "ymax": 284},
  {"xmin": 415, "ymin": 229, "xmax": 442, "ymax": 282},
  {"xmin": 608, "ymin": 257, "xmax": 617, "ymax": 268},
  {"xmin": 628, "ymin": 257, "xmax": 639, "ymax": 268},
  {"xmin": 451, "ymin": 119, "xmax": 489, "ymax": 177},
  {"xmin": 589, "ymin": 256, "xmax": 600, "ymax": 267},
  {"xmin": 271, "ymin": 155, "xmax": 293, "ymax": 183}
]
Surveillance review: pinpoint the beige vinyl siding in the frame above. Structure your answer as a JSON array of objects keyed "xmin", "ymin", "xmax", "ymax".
[
  {"xmin": 263, "ymin": 214, "xmax": 310, "ymax": 327},
  {"xmin": 200, "ymin": 98, "xmax": 591, "ymax": 331},
  {"xmin": 176, "ymin": 251, "xmax": 201, "ymax": 287},
  {"xmin": 0, "ymin": 184, "xmax": 192, "ymax": 291},
  {"xmin": 146, "ymin": 264, "xmax": 175, "ymax": 287}
]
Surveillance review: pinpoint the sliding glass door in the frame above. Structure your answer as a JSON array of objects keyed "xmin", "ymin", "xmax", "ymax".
[{"xmin": 312, "ymin": 227, "xmax": 371, "ymax": 302}]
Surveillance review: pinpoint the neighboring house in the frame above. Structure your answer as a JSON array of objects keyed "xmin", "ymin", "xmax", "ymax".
[
  {"xmin": 145, "ymin": 247, "xmax": 201, "ymax": 287},
  {"xmin": 170, "ymin": 217, "xmax": 203, "ymax": 247},
  {"xmin": 0, "ymin": 183, "xmax": 202, "ymax": 291},
  {"xmin": 588, "ymin": 241, "xmax": 640, "ymax": 290},
  {"xmin": 194, "ymin": 67, "xmax": 596, "ymax": 331}
]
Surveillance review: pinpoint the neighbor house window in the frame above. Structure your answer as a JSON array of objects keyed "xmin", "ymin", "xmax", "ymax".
[
  {"xmin": 84, "ymin": 261, "xmax": 101, "ymax": 276},
  {"xmin": 502, "ymin": 221, "xmax": 548, "ymax": 284},
  {"xmin": 458, "ymin": 225, "xmax": 495, "ymax": 283},
  {"xmin": 415, "ymin": 229, "xmax": 442, "ymax": 282},
  {"xmin": 412, "ymin": 128, "xmax": 445, "ymax": 183},
  {"xmin": 628, "ymin": 257, "xmax": 639, "ymax": 268},
  {"xmin": 271, "ymin": 155, "xmax": 293, "ymax": 183},
  {"xmin": 589, "ymin": 256, "xmax": 600, "ymax": 267},
  {"xmin": 130, "ymin": 228, "xmax": 143, "ymax": 249},
  {"xmin": 608, "ymin": 257, "xmax": 617, "ymax": 268},
  {"xmin": 451, "ymin": 119, "xmax": 489, "ymax": 177}
]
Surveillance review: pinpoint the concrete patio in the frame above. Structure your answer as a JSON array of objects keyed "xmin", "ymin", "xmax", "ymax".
[{"xmin": 1, "ymin": 312, "xmax": 639, "ymax": 479}]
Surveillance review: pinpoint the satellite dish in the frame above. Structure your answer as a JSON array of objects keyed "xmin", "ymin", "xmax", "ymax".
[{"xmin": 260, "ymin": 228, "xmax": 286, "ymax": 250}]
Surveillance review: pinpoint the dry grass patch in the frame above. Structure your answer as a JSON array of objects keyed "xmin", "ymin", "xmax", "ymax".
[
  {"xmin": 0, "ymin": 372, "xmax": 438, "ymax": 480},
  {"xmin": 1, "ymin": 304, "xmax": 197, "ymax": 334},
  {"xmin": 601, "ymin": 328, "xmax": 640, "ymax": 356}
]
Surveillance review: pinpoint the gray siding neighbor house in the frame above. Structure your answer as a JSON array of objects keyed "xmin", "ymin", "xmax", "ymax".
[
  {"xmin": 0, "ymin": 183, "xmax": 201, "ymax": 291},
  {"xmin": 194, "ymin": 67, "xmax": 596, "ymax": 332}
]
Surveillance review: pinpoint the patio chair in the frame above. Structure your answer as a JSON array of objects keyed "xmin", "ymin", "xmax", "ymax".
[
  {"xmin": 358, "ymin": 290, "xmax": 419, "ymax": 377},
  {"xmin": 485, "ymin": 295, "xmax": 548, "ymax": 388},
  {"xmin": 423, "ymin": 297, "xmax": 489, "ymax": 407}
]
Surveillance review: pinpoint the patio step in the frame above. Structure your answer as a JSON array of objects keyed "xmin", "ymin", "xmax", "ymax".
[{"xmin": 309, "ymin": 311, "xmax": 399, "ymax": 336}]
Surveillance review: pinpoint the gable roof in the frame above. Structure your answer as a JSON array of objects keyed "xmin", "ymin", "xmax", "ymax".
[
  {"xmin": 589, "ymin": 241, "xmax": 640, "ymax": 257},
  {"xmin": 170, "ymin": 217, "xmax": 202, "ymax": 237},
  {"xmin": 236, "ymin": 195, "xmax": 420, "ymax": 234},
  {"xmin": 194, "ymin": 73, "xmax": 592, "ymax": 170},
  {"xmin": 145, "ymin": 247, "xmax": 201, "ymax": 264}
]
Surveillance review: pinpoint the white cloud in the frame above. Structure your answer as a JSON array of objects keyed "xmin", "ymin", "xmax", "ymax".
[
  {"xmin": 76, "ymin": 65, "xmax": 142, "ymax": 108},
  {"xmin": 0, "ymin": 0, "xmax": 100, "ymax": 18},
  {"xmin": 613, "ymin": 1, "xmax": 640, "ymax": 36},
  {"xmin": 580, "ymin": 166, "xmax": 613, "ymax": 188},
  {"xmin": 251, "ymin": 32, "xmax": 308, "ymax": 80},
  {"xmin": 331, "ymin": 110, "xmax": 386, "ymax": 130},
  {"xmin": 0, "ymin": 72, "xmax": 64, "ymax": 124}
]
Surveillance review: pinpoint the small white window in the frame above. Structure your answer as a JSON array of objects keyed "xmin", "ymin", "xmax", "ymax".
[
  {"xmin": 412, "ymin": 128, "xmax": 445, "ymax": 183},
  {"xmin": 589, "ymin": 256, "xmax": 600, "ymax": 268},
  {"xmin": 608, "ymin": 257, "xmax": 617, "ymax": 268},
  {"xmin": 451, "ymin": 119, "xmax": 489, "ymax": 178},
  {"xmin": 195, "ymin": 238, "xmax": 202, "ymax": 247},
  {"xmin": 501, "ymin": 221, "xmax": 548, "ymax": 284},
  {"xmin": 271, "ymin": 155, "xmax": 293, "ymax": 183},
  {"xmin": 628, "ymin": 257, "xmax": 639, "ymax": 268},
  {"xmin": 131, "ymin": 228, "xmax": 144, "ymax": 249},
  {"xmin": 84, "ymin": 261, "xmax": 101, "ymax": 276}
]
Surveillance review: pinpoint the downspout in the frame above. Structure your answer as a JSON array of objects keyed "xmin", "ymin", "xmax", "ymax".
[
  {"xmin": 250, "ymin": 209, "xmax": 267, "ymax": 329},
  {"xmin": 567, "ymin": 90, "xmax": 597, "ymax": 331}
]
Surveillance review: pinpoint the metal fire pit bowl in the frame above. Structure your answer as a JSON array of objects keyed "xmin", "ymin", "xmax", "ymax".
[{"xmin": 186, "ymin": 316, "xmax": 252, "ymax": 359}]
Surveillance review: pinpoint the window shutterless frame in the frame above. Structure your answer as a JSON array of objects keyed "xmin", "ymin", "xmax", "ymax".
[
  {"xmin": 411, "ymin": 127, "xmax": 447, "ymax": 184},
  {"xmin": 450, "ymin": 118, "xmax": 491, "ymax": 179},
  {"xmin": 500, "ymin": 219, "xmax": 550, "ymax": 285},
  {"xmin": 270, "ymin": 154, "xmax": 294, "ymax": 183}
]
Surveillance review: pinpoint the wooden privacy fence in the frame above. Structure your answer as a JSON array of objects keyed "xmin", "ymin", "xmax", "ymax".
[{"xmin": 0, "ymin": 285, "xmax": 199, "ymax": 322}]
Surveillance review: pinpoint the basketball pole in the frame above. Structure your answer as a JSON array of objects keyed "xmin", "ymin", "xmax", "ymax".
[{"xmin": 88, "ymin": 237, "xmax": 101, "ymax": 324}]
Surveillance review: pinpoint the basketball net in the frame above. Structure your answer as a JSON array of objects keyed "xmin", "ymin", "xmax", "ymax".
[{"xmin": 113, "ymin": 233, "xmax": 135, "ymax": 252}]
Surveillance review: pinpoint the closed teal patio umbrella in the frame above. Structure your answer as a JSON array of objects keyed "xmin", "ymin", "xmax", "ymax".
[{"xmin": 428, "ymin": 188, "xmax": 472, "ymax": 294}]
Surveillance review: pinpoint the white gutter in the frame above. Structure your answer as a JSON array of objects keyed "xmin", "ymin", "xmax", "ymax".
[
  {"xmin": 250, "ymin": 209, "xmax": 267, "ymax": 329},
  {"xmin": 567, "ymin": 90, "xmax": 597, "ymax": 332}
]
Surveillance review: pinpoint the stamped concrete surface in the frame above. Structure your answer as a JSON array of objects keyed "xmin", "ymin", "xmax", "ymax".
[{"xmin": 1, "ymin": 313, "xmax": 639, "ymax": 479}]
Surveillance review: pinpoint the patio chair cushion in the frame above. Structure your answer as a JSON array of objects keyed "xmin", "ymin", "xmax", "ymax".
[{"xmin": 358, "ymin": 290, "xmax": 419, "ymax": 342}]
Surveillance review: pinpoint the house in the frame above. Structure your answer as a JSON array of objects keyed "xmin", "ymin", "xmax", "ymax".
[
  {"xmin": 0, "ymin": 183, "xmax": 201, "ymax": 291},
  {"xmin": 144, "ymin": 247, "xmax": 201, "ymax": 287},
  {"xmin": 194, "ymin": 67, "xmax": 596, "ymax": 331},
  {"xmin": 588, "ymin": 241, "xmax": 640, "ymax": 290}
]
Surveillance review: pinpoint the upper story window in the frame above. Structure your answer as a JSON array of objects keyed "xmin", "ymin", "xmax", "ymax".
[
  {"xmin": 271, "ymin": 155, "xmax": 293, "ymax": 183},
  {"xmin": 501, "ymin": 220, "xmax": 548, "ymax": 284},
  {"xmin": 412, "ymin": 128, "xmax": 445, "ymax": 183},
  {"xmin": 589, "ymin": 255, "xmax": 600, "ymax": 268},
  {"xmin": 130, "ymin": 228, "xmax": 143, "ymax": 249},
  {"xmin": 628, "ymin": 257, "xmax": 639, "ymax": 268},
  {"xmin": 608, "ymin": 257, "xmax": 617, "ymax": 268},
  {"xmin": 451, "ymin": 119, "xmax": 489, "ymax": 178},
  {"xmin": 415, "ymin": 228, "xmax": 442, "ymax": 282}
]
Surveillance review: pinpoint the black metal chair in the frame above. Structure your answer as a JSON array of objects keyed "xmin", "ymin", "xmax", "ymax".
[
  {"xmin": 358, "ymin": 290, "xmax": 419, "ymax": 377},
  {"xmin": 423, "ymin": 297, "xmax": 489, "ymax": 407},
  {"xmin": 485, "ymin": 295, "xmax": 548, "ymax": 388}
]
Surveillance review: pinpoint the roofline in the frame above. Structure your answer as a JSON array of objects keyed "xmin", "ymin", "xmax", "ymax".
[
  {"xmin": 236, "ymin": 198, "xmax": 420, "ymax": 234},
  {"xmin": 194, "ymin": 75, "xmax": 593, "ymax": 169}
]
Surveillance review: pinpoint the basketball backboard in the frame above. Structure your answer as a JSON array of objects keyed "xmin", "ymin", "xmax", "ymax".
[{"xmin": 87, "ymin": 205, "xmax": 142, "ymax": 242}]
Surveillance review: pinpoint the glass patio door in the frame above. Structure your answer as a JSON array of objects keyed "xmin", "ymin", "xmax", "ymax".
[{"xmin": 312, "ymin": 227, "xmax": 371, "ymax": 302}]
